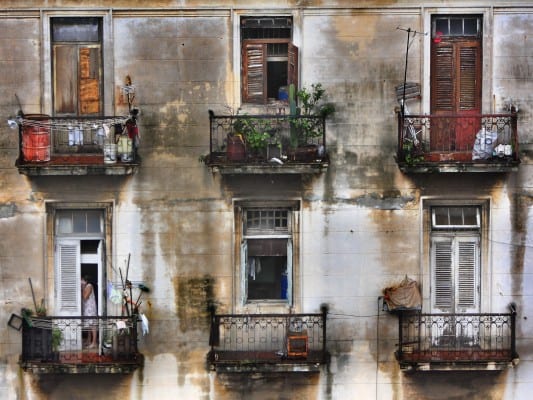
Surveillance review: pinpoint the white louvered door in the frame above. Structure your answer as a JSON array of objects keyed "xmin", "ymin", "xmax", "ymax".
[
  {"xmin": 431, "ymin": 235, "xmax": 479, "ymax": 314},
  {"xmin": 431, "ymin": 234, "xmax": 480, "ymax": 346}
]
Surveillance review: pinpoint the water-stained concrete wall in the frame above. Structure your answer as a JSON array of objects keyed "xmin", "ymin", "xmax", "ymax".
[{"xmin": 0, "ymin": 1, "xmax": 532, "ymax": 399}]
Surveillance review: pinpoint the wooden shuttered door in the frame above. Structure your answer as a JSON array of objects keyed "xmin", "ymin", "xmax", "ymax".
[
  {"xmin": 431, "ymin": 236, "xmax": 479, "ymax": 313},
  {"xmin": 242, "ymin": 41, "xmax": 267, "ymax": 104},
  {"xmin": 53, "ymin": 45, "xmax": 78, "ymax": 115},
  {"xmin": 53, "ymin": 45, "xmax": 101, "ymax": 115},
  {"xmin": 430, "ymin": 39, "xmax": 481, "ymax": 151}
]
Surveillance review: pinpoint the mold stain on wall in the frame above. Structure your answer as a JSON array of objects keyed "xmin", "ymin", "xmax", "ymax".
[
  {"xmin": 175, "ymin": 275, "xmax": 214, "ymax": 333},
  {"xmin": 509, "ymin": 192, "xmax": 532, "ymax": 317}
]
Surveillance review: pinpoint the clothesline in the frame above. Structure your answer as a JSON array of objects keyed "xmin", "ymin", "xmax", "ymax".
[{"xmin": 19, "ymin": 116, "xmax": 131, "ymax": 133}]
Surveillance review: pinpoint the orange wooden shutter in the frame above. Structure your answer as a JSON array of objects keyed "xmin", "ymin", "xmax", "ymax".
[{"xmin": 79, "ymin": 47, "xmax": 101, "ymax": 115}]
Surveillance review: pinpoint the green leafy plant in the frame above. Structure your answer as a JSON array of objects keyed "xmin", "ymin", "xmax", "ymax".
[
  {"xmin": 234, "ymin": 117, "xmax": 276, "ymax": 156},
  {"xmin": 297, "ymin": 83, "xmax": 335, "ymax": 118},
  {"xmin": 291, "ymin": 83, "xmax": 335, "ymax": 144},
  {"xmin": 402, "ymin": 140, "xmax": 424, "ymax": 166},
  {"xmin": 51, "ymin": 328, "xmax": 63, "ymax": 352}
]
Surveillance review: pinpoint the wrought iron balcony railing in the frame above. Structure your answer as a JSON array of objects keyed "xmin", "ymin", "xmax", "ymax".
[
  {"xmin": 19, "ymin": 315, "xmax": 142, "ymax": 374},
  {"xmin": 13, "ymin": 114, "xmax": 140, "ymax": 175},
  {"xmin": 396, "ymin": 311, "xmax": 518, "ymax": 371},
  {"xmin": 397, "ymin": 112, "xmax": 520, "ymax": 172},
  {"xmin": 206, "ymin": 111, "xmax": 328, "ymax": 173},
  {"xmin": 207, "ymin": 308, "xmax": 328, "ymax": 372}
]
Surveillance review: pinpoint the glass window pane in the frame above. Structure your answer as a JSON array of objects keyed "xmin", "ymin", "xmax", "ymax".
[
  {"xmin": 57, "ymin": 211, "xmax": 73, "ymax": 234},
  {"xmin": 450, "ymin": 19, "xmax": 463, "ymax": 35},
  {"xmin": 86, "ymin": 210, "xmax": 102, "ymax": 233},
  {"xmin": 73, "ymin": 212, "xmax": 86, "ymax": 233},
  {"xmin": 434, "ymin": 207, "xmax": 449, "ymax": 226},
  {"xmin": 448, "ymin": 207, "xmax": 464, "ymax": 225},
  {"xmin": 52, "ymin": 18, "xmax": 100, "ymax": 42},
  {"xmin": 435, "ymin": 19, "xmax": 449, "ymax": 36},
  {"xmin": 433, "ymin": 206, "xmax": 480, "ymax": 228},
  {"xmin": 464, "ymin": 18, "xmax": 478, "ymax": 35},
  {"xmin": 462, "ymin": 207, "xmax": 478, "ymax": 225}
]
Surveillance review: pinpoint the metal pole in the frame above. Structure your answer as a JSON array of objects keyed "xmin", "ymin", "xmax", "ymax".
[{"xmin": 401, "ymin": 28, "xmax": 411, "ymax": 117}]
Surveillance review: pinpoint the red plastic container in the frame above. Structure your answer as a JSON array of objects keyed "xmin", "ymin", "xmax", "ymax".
[{"xmin": 22, "ymin": 114, "xmax": 51, "ymax": 162}]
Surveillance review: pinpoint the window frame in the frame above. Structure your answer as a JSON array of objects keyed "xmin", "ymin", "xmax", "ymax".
[
  {"xmin": 422, "ymin": 199, "xmax": 490, "ymax": 314},
  {"xmin": 46, "ymin": 202, "xmax": 113, "ymax": 317},
  {"xmin": 234, "ymin": 200, "xmax": 300, "ymax": 312},
  {"xmin": 51, "ymin": 17, "xmax": 103, "ymax": 116},
  {"xmin": 421, "ymin": 11, "xmax": 491, "ymax": 116},
  {"xmin": 238, "ymin": 15, "xmax": 299, "ymax": 106},
  {"xmin": 42, "ymin": 12, "xmax": 113, "ymax": 117}
]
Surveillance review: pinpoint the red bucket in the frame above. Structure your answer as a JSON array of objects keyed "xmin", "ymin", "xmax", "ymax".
[{"xmin": 22, "ymin": 114, "xmax": 51, "ymax": 162}]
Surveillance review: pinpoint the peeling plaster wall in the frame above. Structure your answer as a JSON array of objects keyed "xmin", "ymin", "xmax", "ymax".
[{"xmin": 0, "ymin": 1, "xmax": 532, "ymax": 400}]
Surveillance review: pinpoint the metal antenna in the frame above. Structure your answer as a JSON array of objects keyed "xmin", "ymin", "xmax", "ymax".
[{"xmin": 396, "ymin": 27, "xmax": 427, "ymax": 117}]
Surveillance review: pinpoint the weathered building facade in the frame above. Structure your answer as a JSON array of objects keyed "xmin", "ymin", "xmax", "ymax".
[{"xmin": 0, "ymin": 1, "xmax": 531, "ymax": 399}]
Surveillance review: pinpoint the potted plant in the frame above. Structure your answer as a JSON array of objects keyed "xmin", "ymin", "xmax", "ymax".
[
  {"xmin": 234, "ymin": 116, "xmax": 276, "ymax": 160},
  {"xmin": 289, "ymin": 83, "xmax": 335, "ymax": 161},
  {"xmin": 402, "ymin": 139, "xmax": 424, "ymax": 166},
  {"xmin": 51, "ymin": 328, "xmax": 63, "ymax": 361}
]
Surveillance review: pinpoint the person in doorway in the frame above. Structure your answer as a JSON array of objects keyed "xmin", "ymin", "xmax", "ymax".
[{"xmin": 81, "ymin": 276, "xmax": 97, "ymax": 348}]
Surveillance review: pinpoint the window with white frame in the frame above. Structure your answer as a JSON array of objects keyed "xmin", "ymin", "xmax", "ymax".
[
  {"xmin": 54, "ymin": 209, "xmax": 105, "ymax": 317},
  {"xmin": 430, "ymin": 206, "xmax": 481, "ymax": 313},
  {"xmin": 236, "ymin": 203, "xmax": 298, "ymax": 305},
  {"xmin": 241, "ymin": 16, "xmax": 298, "ymax": 104}
]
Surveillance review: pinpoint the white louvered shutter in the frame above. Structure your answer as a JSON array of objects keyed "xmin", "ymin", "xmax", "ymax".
[
  {"xmin": 432, "ymin": 237, "xmax": 453, "ymax": 312},
  {"xmin": 56, "ymin": 240, "xmax": 81, "ymax": 316},
  {"xmin": 455, "ymin": 236, "xmax": 479, "ymax": 313}
]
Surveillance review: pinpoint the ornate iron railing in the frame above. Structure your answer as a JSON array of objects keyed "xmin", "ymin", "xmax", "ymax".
[
  {"xmin": 207, "ymin": 111, "xmax": 327, "ymax": 166},
  {"xmin": 20, "ymin": 315, "xmax": 142, "ymax": 373},
  {"xmin": 208, "ymin": 309, "xmax": 328, "ymax": 367},
  {"xmin": 397, "ymin": 112, "xmax": 519, "ymax": 164},
  {"xmin": 396, "ymin": 312, "xmax": 518, "ymax": 368}
]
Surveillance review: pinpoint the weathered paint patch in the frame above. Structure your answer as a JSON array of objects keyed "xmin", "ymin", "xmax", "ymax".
[
  {"xmin": 354, "ymin": 191, "xmax": 415, "ymax": 210},
  {"xmin": 0, "ymin": 203, "xmax": 17, "ymax": 218},
  {"xmin": 176, "ymin": 275, "xmax": 215, "ymax": 332}
]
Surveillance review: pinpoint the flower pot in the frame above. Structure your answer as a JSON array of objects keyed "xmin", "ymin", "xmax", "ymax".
[{"xmin": 226, "ymin": 135, "xmax": 245, "ymax": 161}]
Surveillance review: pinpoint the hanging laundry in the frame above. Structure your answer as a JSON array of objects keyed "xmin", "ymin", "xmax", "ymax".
[
  {"xmin": 140, "ymin": 313, "xmax": 150, "ymax": 336},
  {"xmin": 107, "ymin": 281, "xmax": 123, "ymax": 305}
]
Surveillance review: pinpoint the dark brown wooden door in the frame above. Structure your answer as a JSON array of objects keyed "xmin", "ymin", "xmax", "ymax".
[
  {"xmin": 431, "ymin": 38, "xmax": 481, "ymax": 151},
  {"xmin": 242, "ymin": 41, "xmax": 267, "ymax": 104}
]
